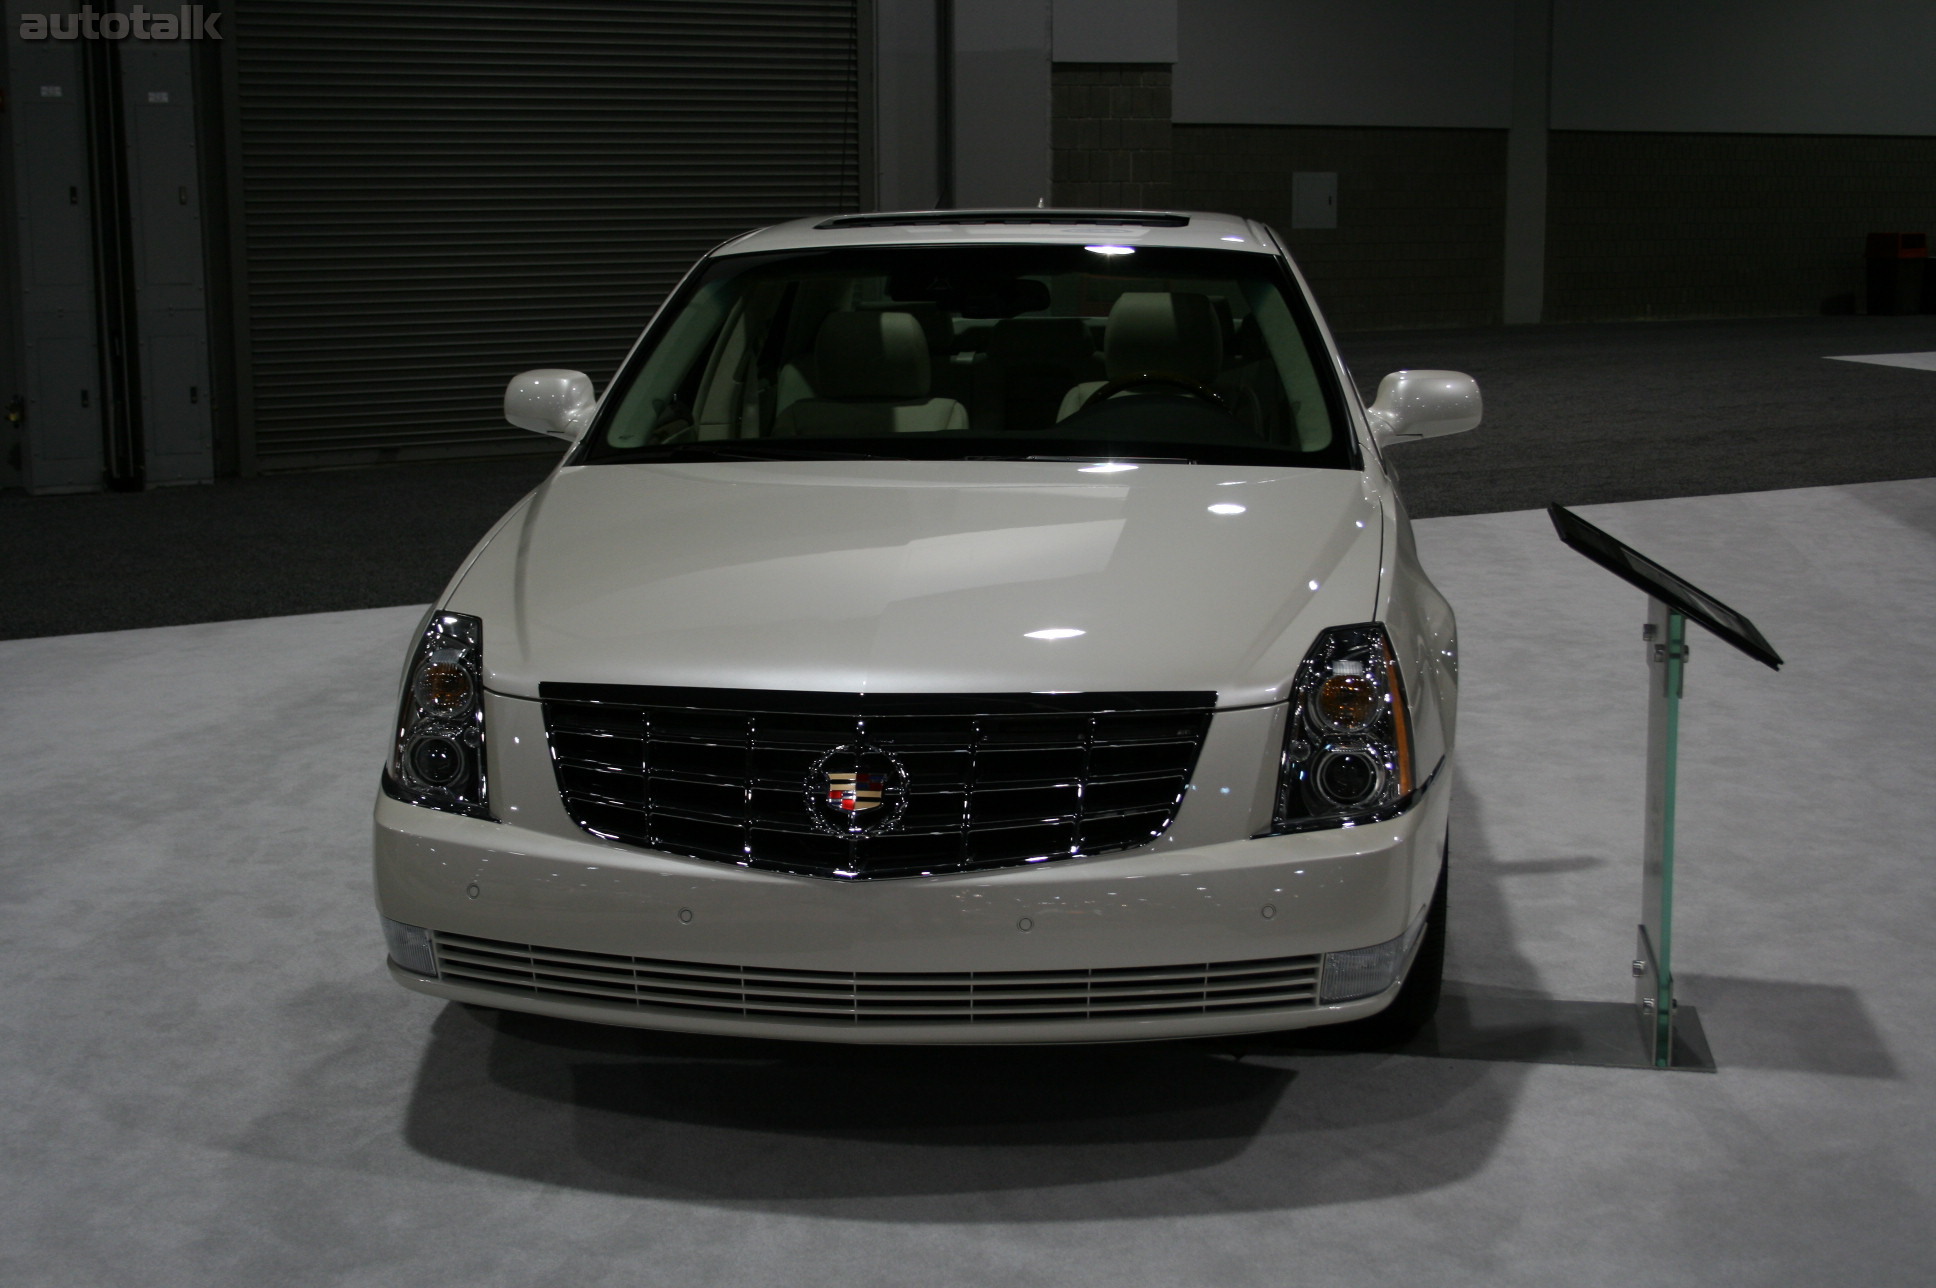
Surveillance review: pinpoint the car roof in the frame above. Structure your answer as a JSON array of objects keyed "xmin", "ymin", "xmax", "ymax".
[{"xmin": 713, "ymin": 208, "xmax": 1281, "ymax": 257}]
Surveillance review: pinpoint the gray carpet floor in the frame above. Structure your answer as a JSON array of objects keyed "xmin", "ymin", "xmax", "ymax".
[
  {"xmin": 4, "ymin": 314, "xmax": 1935, "ymax": 640},
  {"xmin": 3, "ymin": 480, "xmax": 1931, "ymax": 1287}
]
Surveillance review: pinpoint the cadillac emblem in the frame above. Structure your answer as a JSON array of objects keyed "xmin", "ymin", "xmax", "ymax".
[{"xmin": 805, "ymin": 744, "xmax": 908, "ymax": 835}]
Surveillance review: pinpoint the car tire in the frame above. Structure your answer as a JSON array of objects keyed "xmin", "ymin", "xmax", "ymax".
[{"xmin": 1335, "ymin": 847, "xmax": 1447, "ymax": 1047}]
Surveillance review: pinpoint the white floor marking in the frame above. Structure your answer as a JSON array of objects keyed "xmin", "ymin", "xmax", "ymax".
[{"xmin": 1825, "ymin": 351, "xmax": 1936, "ymax": 371}]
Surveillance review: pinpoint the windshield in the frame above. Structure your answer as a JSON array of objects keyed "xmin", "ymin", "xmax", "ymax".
[{"xmin": 582, "ymin": 244, "xmax": 1353, "ymax": 469}]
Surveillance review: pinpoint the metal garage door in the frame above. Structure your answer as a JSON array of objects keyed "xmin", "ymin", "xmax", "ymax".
[{"xmin": 228, "ymin": 0, "xmax": 862, "ymax": 470}]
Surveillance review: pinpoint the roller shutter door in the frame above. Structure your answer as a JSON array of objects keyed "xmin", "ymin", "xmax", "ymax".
[{"xmin": 230, "ymin": 0, "xmax": 861, "ymax": 470}]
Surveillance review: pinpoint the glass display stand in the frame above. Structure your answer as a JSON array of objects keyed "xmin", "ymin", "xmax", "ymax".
[
  {"xmin": 1635, "ymin": 598, "xmax": 1686, "ymax": 1067},
  {"xmin": 1549, "ymin": 506, "xmax": 1782, "ymax": 1070}
]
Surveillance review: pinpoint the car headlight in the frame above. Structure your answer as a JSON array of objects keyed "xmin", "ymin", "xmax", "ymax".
[
  {"xmin": 382, "ymin": 611, "xmax": 492, "ymax": 819},
  {"xmin": 1267, "ymin": 622, "xmax": 1415, "ymax": 833}
]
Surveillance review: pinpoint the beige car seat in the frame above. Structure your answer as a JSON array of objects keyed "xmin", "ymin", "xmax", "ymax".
[
  {"xmin": 774, "ymin": 311, "xmax": 969, "ymax": 436},
  {"xmin": 982, "ymin": 317, "xmax": 1104, "ymax": 431},
  {"xmin": 1055, "ymin": 291, "xmax": 1224, "ymax": 422}
]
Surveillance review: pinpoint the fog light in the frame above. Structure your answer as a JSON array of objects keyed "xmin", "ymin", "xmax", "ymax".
[
  {"xmin": 381, "ymin": 916, "xmax": 438, "ymax": 976},
  {"xmin": 1321, "ymin": 915, "xmax": 1425, "ymax": 1004}
]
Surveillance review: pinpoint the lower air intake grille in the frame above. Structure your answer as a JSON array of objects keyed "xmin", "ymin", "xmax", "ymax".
[
  {"xmin": 539, "ymin": 685, "xmax": 1216, "ymax": 879},
  {"xmin": 434, "ymin": 932, "xmax": 1321, "ymax": 1025}
]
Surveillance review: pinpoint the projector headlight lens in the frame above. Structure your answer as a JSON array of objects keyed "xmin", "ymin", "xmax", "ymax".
[
  {"xmin": 1314, "ymin": 748, "xmax": 1383, "ymax": 808},
  {"xmin": 383, "ymin": 612, "xmax": 492, "ymax": 819},
  {"xmin": 1271, "ymin": 622, "xmax": 1416, "ymax": 832},
  {"xmin": 407, "ymin": 730, "xmax": 466, "ymax": 786}
]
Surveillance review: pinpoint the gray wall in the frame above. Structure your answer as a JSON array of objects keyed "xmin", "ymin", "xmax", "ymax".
[
  {"xmin": 873, "ymin": 0, "xmax": 946, "ymax": 210},
  {"xmin": 1170, "ymin": 125, "xmax": 1509, "ymax": 331},
  {"xmin": 1173, "ymin": 1, "xmax": 1514, "ymax": 129},
  {"xmin": 1141, "ymin": 0, "xmax": 1936, "ymax": 326},
  {"xmin": 1171, "ymin": 0, "xmax": 1936, "ymax": 136},
  {"xmin": 1050, "ymin": 0, "xmax": 1175, "ymax": 63},
  {"xmin": 953, "ymin": 0, "xmax": 1052, "ymax": 206},
  {"xmin": 1157, "ymin": 1, "xmax": 1521, "ymax": 329},
  {"xmin": 1552, "ymin": 0, "xmax": 1936, "ymax": 135},
  {"xmin": 1546, "ymin": 132, "xmax": 1936, "ymax": 321},
  {"xmin": 950, "ymin": 0, "xmax": 1181, "ymax": 209}
]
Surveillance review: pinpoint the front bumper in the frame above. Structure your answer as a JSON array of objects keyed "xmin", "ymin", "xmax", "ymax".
[{"xmin": 372, "ymin": 693, "xmax": 1449, "ymax": 1043}]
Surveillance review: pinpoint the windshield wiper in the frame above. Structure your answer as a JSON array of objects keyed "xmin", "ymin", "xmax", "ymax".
[
  {"xmin": 966, "ymin": 454, "xmax": 1198, "ymax": 465},
  {"xmin": 605, "ymin": 443, "xmax": 887, "ymax": 463}
]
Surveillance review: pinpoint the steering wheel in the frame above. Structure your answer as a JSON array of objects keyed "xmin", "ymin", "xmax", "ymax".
[{"xmin": 1080, "ymin": 370, "xmax": 1230, "ymax": 413}]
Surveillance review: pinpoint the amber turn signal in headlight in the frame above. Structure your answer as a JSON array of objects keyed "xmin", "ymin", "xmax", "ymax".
[
  {"xmin": 1311, "ymin": 665, "xmax": 1379, "ymax": 732},
  {"xmin": 413, "ymin": 657, "xmax": 475, "ymax": 716}
]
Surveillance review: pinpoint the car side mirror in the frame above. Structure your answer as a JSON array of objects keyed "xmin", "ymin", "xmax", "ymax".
[
  {"xmin": 1367, "ymin": 369, "xmax": 1481, "ymax": 447},
  {"xmin": 505, "ymin": 369, "xmax": 597, "ymax": 442}
]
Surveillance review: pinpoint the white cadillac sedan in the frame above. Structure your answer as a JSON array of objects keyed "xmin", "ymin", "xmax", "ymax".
[{"xmin": 373, "ymin": 208, "xmax": 1479, "ymax": 1044}]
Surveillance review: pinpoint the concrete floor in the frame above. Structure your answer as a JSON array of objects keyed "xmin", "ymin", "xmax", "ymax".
[{"xmin": 3, "ymin": 480, "xmax": 1933, "ymax": 1287}]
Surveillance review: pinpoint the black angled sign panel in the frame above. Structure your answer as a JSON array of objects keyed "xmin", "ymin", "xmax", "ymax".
[{"xmin": 1549, "ymin": 504, "xmax": 1782, "ymax": 670}]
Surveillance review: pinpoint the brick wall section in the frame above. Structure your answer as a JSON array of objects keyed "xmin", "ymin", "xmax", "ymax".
[
  {"xmin": 1050, "ymin": 65, "xmax": 1172, "ymax": 209},
  {"xmin": 1545, "ymin": 132, "xmax": 1936, "ymax": 322},
  {"xmin": 1171, "ymin": 125, "xmax": 1508, "ymax": 331}
]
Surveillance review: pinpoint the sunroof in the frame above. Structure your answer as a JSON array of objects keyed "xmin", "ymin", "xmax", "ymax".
[{"xmin": 815, "ymin": 210, "xmax": 1191, "ymax": 230}]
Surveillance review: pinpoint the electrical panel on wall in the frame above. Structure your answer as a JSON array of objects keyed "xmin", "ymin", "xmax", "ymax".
[
  {"xmin": 8, "ymin": 29, "xmax": 107, "ymax": 492},
  {"xmin": 3, "ymin": 4, "xmax": 213, "ymax": 493},
  {"xmin": 1291, "ymin": 172, "xmax": 1337, "ymax": 231},
  {"xmin": 118, "ymin": 36, "xmax": 212, "ymax": 486}
]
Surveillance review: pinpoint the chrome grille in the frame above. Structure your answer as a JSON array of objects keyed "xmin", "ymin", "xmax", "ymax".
[
  {"xmin": 435, "ymin": 932, "xmax": 1321, "ymax": 1024},
  {"xmin": 539, "ymin": 685, "xmax": 1216, "ymax": 879}
]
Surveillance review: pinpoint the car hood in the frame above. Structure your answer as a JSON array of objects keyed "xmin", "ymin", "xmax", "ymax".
[{"xmin": 450, "ymin": 459, "xmax": 1385, "ymax": 708}]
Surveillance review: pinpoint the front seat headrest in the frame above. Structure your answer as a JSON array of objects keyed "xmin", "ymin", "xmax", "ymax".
[
  {"xmin": 1104, "ymin": 292, "xmax": 1223, "ymax": 385},
  {"xmin": 814, "ymin": 311, "xmax": 931, "ymax": 400}
]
